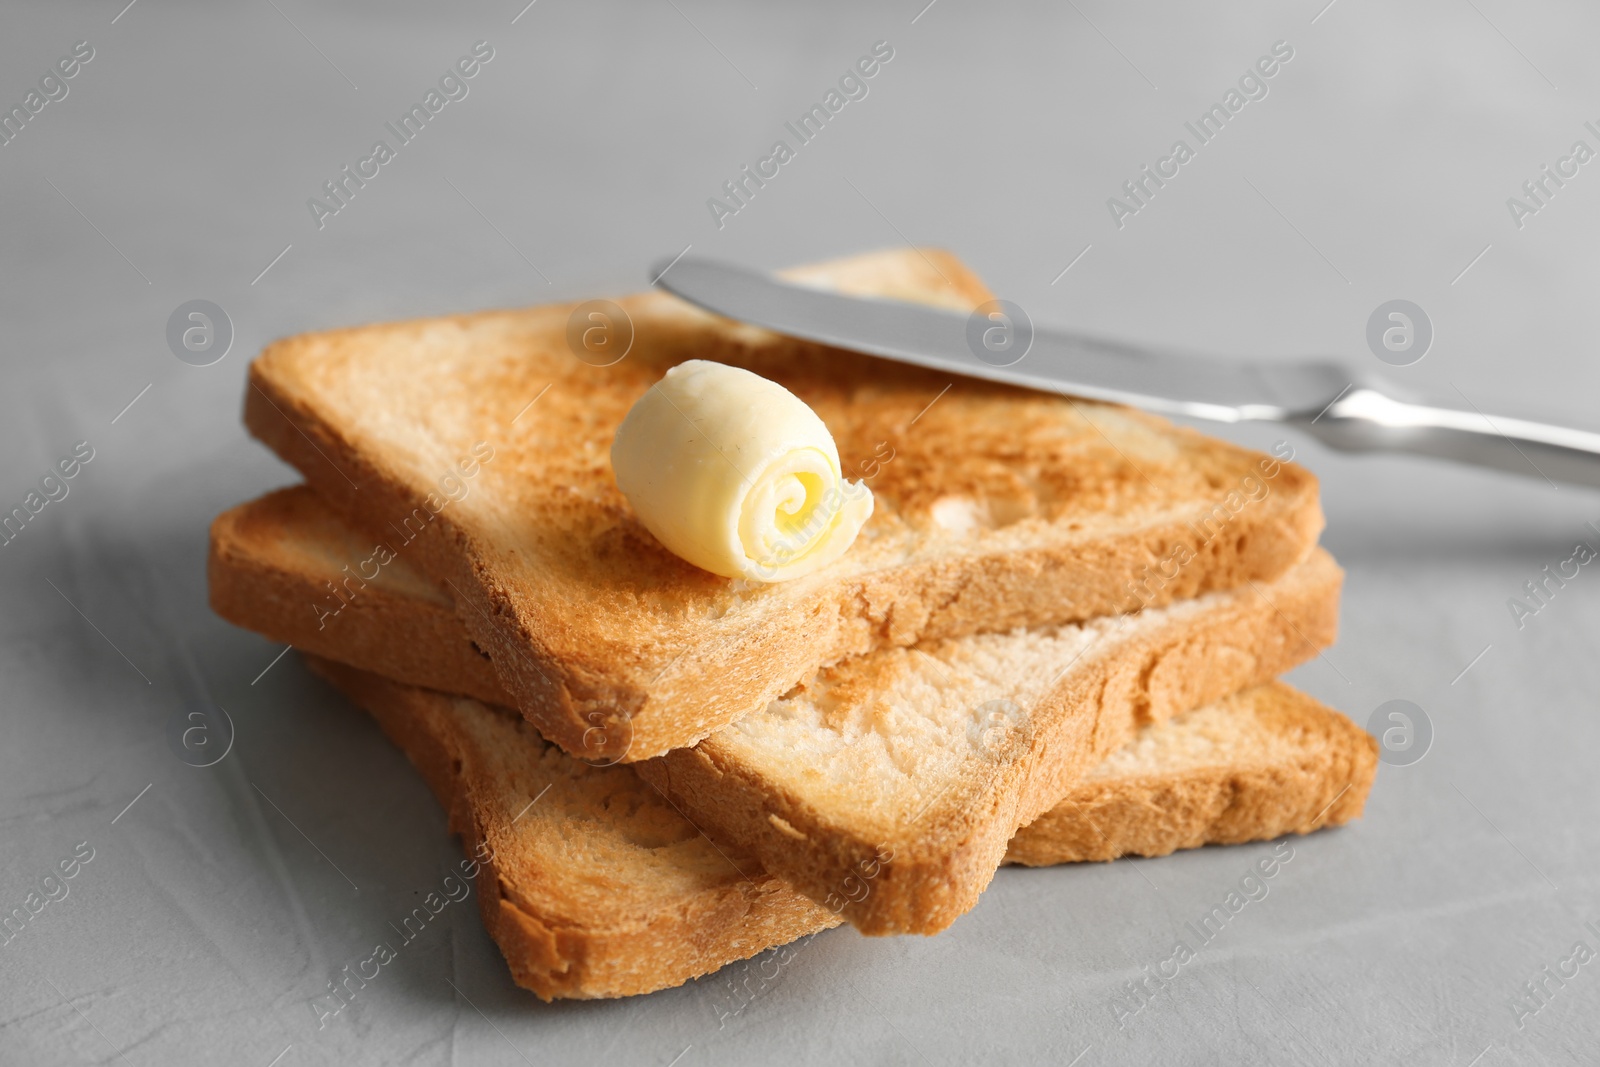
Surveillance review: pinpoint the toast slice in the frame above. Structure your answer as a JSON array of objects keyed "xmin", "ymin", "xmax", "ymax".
[
  {"xmin": 1004, "ymin": 686, "xmax": 1375, "ymax": 866},
  {"xmin": 212, "ymin": 486, "xmax": 1341, "ymax": 935},
  {"xmin": 244, "ymin": 248, "xmax": 1324, "ymax": 760},
  {"xmin": 640, "ymin": 549, "xmax": 1340, "ymax": 933},
  {"xmin": 302, "ymin": 656, "xmax": 834, "ymax": 1002},
  {"xmin": 307, "ymin": 657, "xmax": 1374, "ymax": 999}
]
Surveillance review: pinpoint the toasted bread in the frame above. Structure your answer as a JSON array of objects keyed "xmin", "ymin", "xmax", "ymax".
[
  {"xmin": 210, "ymin": 486, "xmax": 509, "ymax": 703},
  {"xmin": 244, "ymin": 248, "xmax": 1324, "ymax": 760},
  {"xmin": 301, "ymin": 656, "xmax": 833, "ymax": 1001},
  {"xmin": 306, "ymin": 657, "xmax": 1373, "ymax": 999},
  {"xmin": 639, "ymin": 549, "xmax": 1340, "ymax": 933},
  {"xmin": 1005, "ymin": 685, "xmax": 1375, "ymax": 866},
  {"xmin": 211, "ymin": 485, "xmax": 1341, "ymax": 935}
]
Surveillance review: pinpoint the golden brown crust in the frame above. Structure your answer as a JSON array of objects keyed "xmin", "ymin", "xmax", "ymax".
[
  {"xmin": 303, "ymin": 656, "xmax": 839, "ymax": 1000},
  {"xmin": 1004, "ymin": 681, "xmax": 1378, "ymax": 865},
  {"xmin": 244, "ymin": 248, "xmax": 1325, "ymax": 760},
  {"xmin": 636, "ymin": 551, "xmax": 1344, "ymax": 935},
  {"xmin": 208, "ymin": 487, "xmax": 511, "ymax": 706}
]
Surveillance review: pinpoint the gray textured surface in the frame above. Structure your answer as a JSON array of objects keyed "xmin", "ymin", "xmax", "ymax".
[{"xmin": 2, "ymin": 1, "xmax": 1599, "ymax": 1064}]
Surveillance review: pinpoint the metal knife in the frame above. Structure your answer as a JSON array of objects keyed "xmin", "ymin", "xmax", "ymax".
[{"xmin": 653, "ymin": 255, "xmax": 1600, "ymax": 490}]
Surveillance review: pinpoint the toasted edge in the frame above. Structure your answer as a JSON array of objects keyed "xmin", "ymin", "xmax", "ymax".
[
  {"xmin": 1005, "ymin": 680, "xmax": 1378, "ymax": 865},
  {"xmin": 302, "ymin": 656, "xmax": 839, "ymax": 1000},
  {"xmin": 208, "ymin": 486, "xmax": 511, "ymax": 707}
]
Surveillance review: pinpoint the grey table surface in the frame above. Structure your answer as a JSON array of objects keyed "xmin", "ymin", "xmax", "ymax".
[{"xmin": 3, "ymin": 1, "xmax": 1600, "ymax": 1064}]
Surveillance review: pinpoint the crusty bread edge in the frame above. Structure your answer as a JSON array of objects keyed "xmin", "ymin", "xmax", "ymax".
[
  {"xmin": 208, "ymin": 491, "xmax": 513, "ymax": 707},
  {"xmin": 301, "ymin": 655, "xmax": 840, "ymax": 1000},
  {"xmin": 1004, "ymin": 680, "xmax": 1378, "ymax": 865}
]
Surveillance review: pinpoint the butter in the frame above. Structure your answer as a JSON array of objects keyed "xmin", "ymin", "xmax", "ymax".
[{"xmin": 611, "ymin": 360, "xmax": 873, "ymax": 581}]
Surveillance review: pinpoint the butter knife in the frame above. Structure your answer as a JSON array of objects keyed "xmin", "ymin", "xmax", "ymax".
[{"xmin": 654, "ymin": 255, "xmax": 1600, "ymax": 489}]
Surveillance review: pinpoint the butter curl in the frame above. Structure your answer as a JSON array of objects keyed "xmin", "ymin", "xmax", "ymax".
[{"xmin": 611, "ymin": 360, "xmax": 873, "ymax": 581}]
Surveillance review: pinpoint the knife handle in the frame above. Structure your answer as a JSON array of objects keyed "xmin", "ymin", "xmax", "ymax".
[{"xmin": 1294, "ymin": 386, "xmax": 1600, "ymax": 489}]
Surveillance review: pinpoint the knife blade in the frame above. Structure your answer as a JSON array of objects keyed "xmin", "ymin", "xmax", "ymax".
[{"xmin": 652, "ymin": 255, "xmax": 1600, "ymax": 490}]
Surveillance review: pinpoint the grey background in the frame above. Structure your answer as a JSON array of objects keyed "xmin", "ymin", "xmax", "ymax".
[{"xmin": 2, "ymin": 0, "xmax": 1598, "ymax": 1063}]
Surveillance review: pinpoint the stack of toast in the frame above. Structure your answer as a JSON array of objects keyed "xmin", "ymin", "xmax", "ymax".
[{"xmin": 209, "ymin": 248, "xmax": 1377, "ymax": 999}]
